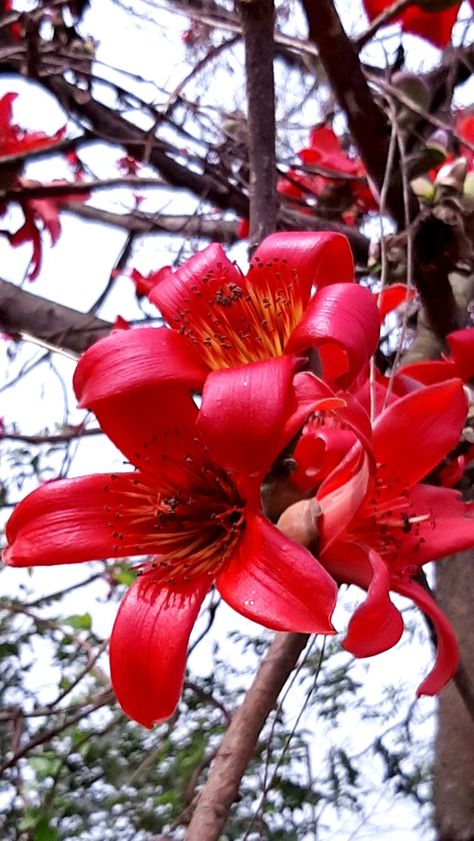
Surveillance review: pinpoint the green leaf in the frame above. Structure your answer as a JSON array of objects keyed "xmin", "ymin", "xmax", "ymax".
[
  {"xmin": 33, "ymin": 816, "xmax": 60, "ymax": 841},
  {"xmin": 63, "ymin": 613, "xmax": 92, "ymax": 631},
  {"xmin": 28, "ymin": 752, "xmax": 62, "ymax": 781}
]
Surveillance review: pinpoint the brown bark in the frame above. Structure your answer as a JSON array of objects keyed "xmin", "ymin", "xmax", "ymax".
[
  {"xmin": 238, "ymin": 0, "xmax": 278, "ymax": 247},
  {"xmin": 434, "ymin": 550, "xmax": 474, "ymax": 841},
  {"xmin": 184, "ymin": 633, "xmax": 309, "ymax": 841},
  {"xmin": 0, "ymin": 278, "xmax": 110, "ymax": 354}
]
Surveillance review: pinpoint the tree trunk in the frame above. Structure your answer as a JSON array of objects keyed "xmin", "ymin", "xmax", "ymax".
[{"xmin": 434, "ymin": 549, "xmax": 474, "ymax": 841}]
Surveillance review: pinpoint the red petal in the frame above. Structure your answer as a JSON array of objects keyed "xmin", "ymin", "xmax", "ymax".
[
  {"xmin": 337, "ymin": 544, "xmax": 404, "ymax": 658},
  {"xmin": 401, "ymin": 4, "xmax": 460, "ymax": 49},
  {"xmin": 78, "ymin": 381, "xmax": 199, "ymax": 479},
  {"xmin": 149, "ymin": 243, "xmax": 243, "ymax": 327},
  {"xmin": 447, "ymin": 328, "xmax": 474, "ymax": 382},
  {"xmin": 393, "ymin": 580, "xmax": 458, "ymax": 696},
  {"xmin": 198, "ymin": 357, "xmax": 297, "ymax": 485},
  {"xmin": 110, "ymin": 573, "xmax": 210, "ymax": 727},
  {"xmin": 280, "ymin": 371, "xmax": 347, "ymax": 448},
  {"xmin": 251, "ymin": 231, "xmax": 355, "ymax": 302},
  {"xmin": 373, "ymin": 379, "xmax": 467, "ymax": 496},
  {"xmin": 318, "ymin": 447, "xmax": 371, "ymax": 549},
  {"xmin": 217, "ymin": 512, "xmax": 337, "ymax": 634},
  {"xmin": 376, "ymin": 283, "xmax": 416, "ymax": 321},
  {"xmin": 388, "ymin": 485, "xmax": 474, "ymax": 569},
  {"xmin": 397, "ymin": 360, "xmax": 458, "ymax": 386},
  {"xmin": 74, "ymin": 327, "xmax": 208, "ymax": 407},
  {"xmin": 3, "ymin": 473, "xmax": 161, "ymax": 566},
  {"xmin": 286, "ymin": 283, "xmax": 380, "ymax": 388},
  {"xmin": 307, "ymin": 127, "xmax": 342, "ymax": 157}
]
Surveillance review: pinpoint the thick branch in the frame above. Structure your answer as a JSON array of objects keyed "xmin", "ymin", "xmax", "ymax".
[
  {"xmin": 184, "ymin": 632, "xmax": 309, "ymax": 841},
  {"xmin": 301, "ymin": 0, "xmax": 405, "ymax": 226},
  {"xmin": 44, "ymin": 77, "xmax": 249, "ymax": 217},
  {"xmin": 238, "ymin": 0, "xmax": 277, "ymax": 246},
  {"xmin": 0, "ymin": 278, "xmax": 110, "ymax": 354}
]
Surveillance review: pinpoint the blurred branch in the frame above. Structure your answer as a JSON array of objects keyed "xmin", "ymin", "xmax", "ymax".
[{"xmin": 63, "ymin": 203, "xmax": 240, "ymax": 243}]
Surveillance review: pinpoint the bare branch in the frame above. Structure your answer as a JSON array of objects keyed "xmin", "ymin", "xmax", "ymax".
[
  {"xmin": 238, "ymin": 0, "xmax": 277, "ymax": 246},
  {"xmin": 184, "ymin": 633, "xmax": 309, "ymax": 841}
]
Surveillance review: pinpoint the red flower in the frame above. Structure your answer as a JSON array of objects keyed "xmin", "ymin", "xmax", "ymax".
[
  {"xmin": 4, "ymin": 360, "xmax": 339, "ymax": 727},
  {"xmin": 114, "ymin": 232, "xmax": 380, "ymax": 391},
  {"xmin": 297, "ymin": 379, "xmax": 472, "ymax": 694},
  {"xmin": 362, "ymin": 0, "xmax": 471, "ymax": 49},
  {"xmin": 0, "ymin": 93, "xmax": 65, "ymax": 160},
  {"xmin": 0, "ymin": 93, "xmax": 88, "ymax": 279}
]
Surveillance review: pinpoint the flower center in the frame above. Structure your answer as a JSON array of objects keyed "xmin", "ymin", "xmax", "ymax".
[
  {"xmin": 105, "ymin": 461, "xmax": 245, "ymax": 585},
  {"xmin": 173, "ymin": 258, "xmax": 305, "ymax": 369}
]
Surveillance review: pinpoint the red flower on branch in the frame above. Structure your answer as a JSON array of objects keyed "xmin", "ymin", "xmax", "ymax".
[
  {"xmin": 0, "ymin": 92, "xmax": 88, "ymax": 278},
  {"xmin": 306, "ymin": 379, "xmax": 472, "ymax": 694},
  {"xmin": 115, "ymin": 232, "xmax": 380, "ymax": 392},
  {"xmin": 278, "ymin": 128, "xmax": 378, "ymax": 223},
  {"xmin": 4, "ymin": 360, "xmax": 339, "ymax": 727}
]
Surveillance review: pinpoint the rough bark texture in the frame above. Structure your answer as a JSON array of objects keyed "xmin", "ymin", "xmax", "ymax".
[{"xmin": 434, "ymin": 550, "xmax": 474, "ymax": 841}]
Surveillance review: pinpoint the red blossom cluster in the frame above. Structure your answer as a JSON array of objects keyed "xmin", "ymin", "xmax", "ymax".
[
  {"xmin": 4, "ymin": 232, "xmax": 474, "ymax": 727},
  {"xmin": 0, "ymin": 93, "xmax": 88, "ymax": 279},
  {"xmin": 277, "ymin": 126, "xmax": 378, "ymax": 227}
]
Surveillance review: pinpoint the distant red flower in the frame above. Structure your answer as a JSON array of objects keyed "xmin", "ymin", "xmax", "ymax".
[
  {"xmin": 117, "ymin": 155, "xmax": 141, "ymax": 176},
  {"xmin": 0, "ymin": 93, "xmax": 88, "ymax": 279},
  {"xmin": 308, "ymin": 380, "xmax": 472, "ymax": 694},
  {"xmin": 127, "ymin": 266, "xmax": 170, "ymax": 298},
  {"xmin": 362, "ymin": 0, "xmax": 473, "ymax": 49},
  {"xmin": 0, "ymin": 93, "xmax": 65, "ymax": 161},
  {"xmin": 117, "ymin": 232, "xmax": 380, "ymax": 391},
  {"xmin": 278, "ymin": 127, "xmax": 377, "ymax": 221},
  {"xmin": 4, "ymin": 360, "xmax": 338, "ymax": 727}
]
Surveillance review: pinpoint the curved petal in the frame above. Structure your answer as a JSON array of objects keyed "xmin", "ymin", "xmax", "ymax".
[
  {"xmin": 198, "ymin": 356, "xmax": 297, "ymax": 486},
  {"xmin": 217, "ymin": 512, "xmax": 337, "ymax": 634},
  {"xmin": 251, "ymin": 231, "xmax": 355, "ymax": 303},
  {"xmin": 387, "ymin": 485, "xmax": 474, "ymax": 569},
  {"xmin": 286, "ymin": 283, "xmax": 380, "ymax": 388},
  {"xmin": 149, "ymin": 243, "xmax": 243, "ymax": 327},
  {"xmin": 373, "ymin": 379, "xmax": 467, "ymax": 497},
  {"xmin": 280, "ymin": 371, "xmax": 346, "ymax": 450},
  {"xmin": 397, "ymin": 360, "xmax": 458, "ymax": 386},
  {"xmin": 447, "ymin": 328, "xmax": 474, "ymax": 382},
  {"xmin": 74, "ymin": 327, "xmax": 208, "ymax": 407},
  {"xmin": 3, "ymin": 473, "xmax": 161, "ymax": 567},
  {"xmin": 110, "ymin": 573, "xmax": 210, "ymax": 727},
  {"xmin": 393, "ymin": 580, "xmax": 458, "ymax": 696},
  {"xmin": 317, "ymin": 447, "xmax": 371, "ymax": 549},
  {"xmin": 293, "ymin": 426, "xmax": 358, "ymax": 490},
  {"xmin": 334, "ymin": 544, "xmax": 404, "ymax": 658}
]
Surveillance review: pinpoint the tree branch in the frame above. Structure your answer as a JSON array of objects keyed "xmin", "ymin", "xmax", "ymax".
[
  {"xmin": 238, "ymin": 0, "xmax": 277, "ymax": 246},
  {"xmin": 184, "ymin": 632, "xmax": 309, "ymax": 841},
  {"xmin": 0, "ymin": 278, "xmax": 110, "ymax": 354},
  {"xmin": 301, "ymin": 0, "xmax": 406, "ymax": 226}
]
